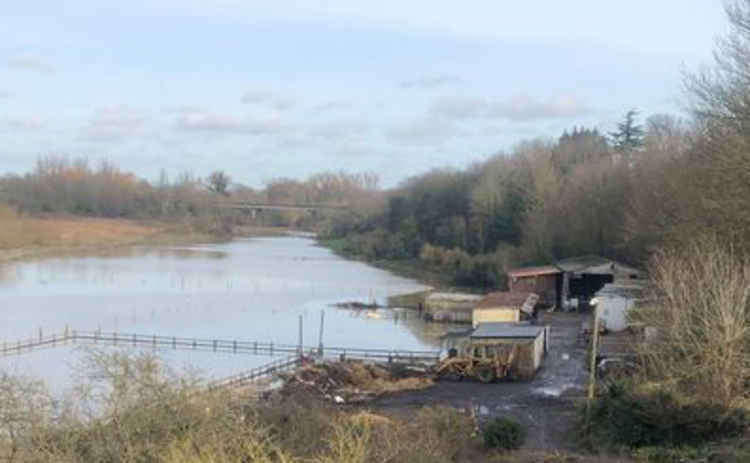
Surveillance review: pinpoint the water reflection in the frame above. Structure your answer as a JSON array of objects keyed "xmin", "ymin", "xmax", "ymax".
[{"xmin": 0, "ymin": 237, "xmax": 441, "ymax": 390}]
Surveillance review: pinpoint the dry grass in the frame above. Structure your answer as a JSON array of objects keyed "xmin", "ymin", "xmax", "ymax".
[{"xmin": 0, "ymin": 204, "xmax": 162, "ymax": 250}]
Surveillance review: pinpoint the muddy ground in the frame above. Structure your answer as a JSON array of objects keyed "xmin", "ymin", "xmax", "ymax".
[{"xmin": 367, "ymin": 311, "xmax": 589, "ymax": 451}]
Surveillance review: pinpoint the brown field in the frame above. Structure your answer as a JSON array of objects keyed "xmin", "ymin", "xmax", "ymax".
[{"xmin": 0, "ymin": 204, "xmax": 219, "ymax": 263}]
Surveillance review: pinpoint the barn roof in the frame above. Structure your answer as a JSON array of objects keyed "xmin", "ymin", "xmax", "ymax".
[
  {"xmin": 470, "ymin": 323, "xmax": 544, "ymax": 339},
  {"xmin": 507, "ymin": 265, "xmax": 561, "ymax": 278},
  {"xmin": 509, "ymin": 256, "xmax": 641, "ymax": 278},
  {"xmin": 476, "ymin": 292, "xmax": 538, "ymax": 309}
]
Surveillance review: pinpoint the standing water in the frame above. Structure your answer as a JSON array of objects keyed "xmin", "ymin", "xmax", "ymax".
[{"xmin": 0, "ymin": 236, "xmax": 441, "ymax": 391}]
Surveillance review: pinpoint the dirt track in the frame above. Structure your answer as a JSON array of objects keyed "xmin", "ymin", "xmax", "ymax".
[{"xmin": 369, "ymin": 311, "xmax": 589, "ymax": 450}]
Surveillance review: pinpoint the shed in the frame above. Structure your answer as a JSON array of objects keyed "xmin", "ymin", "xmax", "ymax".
[
  {"xmin": 472, "ymin": 292, "xmax": 539, "ymax": 327},
  {"xmin": 508, "ymin": 266, "xmax": 562, "ymax": 308},
  {"xmin": 596, "ymin": 283, "xmax": 644, "ymax": 332},
  {"xmin": 469, "ymin": 323, "xmax": 549, "ymax": 380},
  {"xmin": 425, "ymin": 292, "xmax": 482, "ymax": 322},
  {"xmin": 509, "ymin": 256, "xmax": 643, "ymax": 310}
]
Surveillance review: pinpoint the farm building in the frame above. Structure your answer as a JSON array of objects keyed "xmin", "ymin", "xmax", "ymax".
[
  {"xmin": 424, "ymin": 292, "xmax": 482, "ymax": 322},
  {"xmin": 596, "ymin": 283, "xmax": 644, "ymax": 332},
  {"xmin": 508, "ymin": 255, "xmax": 642, "ymax": 310},
  {"xmin": 507, "ymin": 266, "xmax": 561, "ymax": 307},
  {"xmin": 469, "ymin": 323, "xmax": 549, "ymax": 380},
  {"xmin": 472, "ymin": 292, "xmax": 539, "ymax": 327}
]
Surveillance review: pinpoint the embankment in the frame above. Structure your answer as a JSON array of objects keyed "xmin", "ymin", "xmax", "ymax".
[{"xmin": 0, "ymin": 206, "xmax": 287, "ymax": 264}]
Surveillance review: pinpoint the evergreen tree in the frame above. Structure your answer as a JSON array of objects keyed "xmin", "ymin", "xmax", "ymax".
[{"xmin": 610, "ymin": 109, "xmax": 645, "ymax": 153}]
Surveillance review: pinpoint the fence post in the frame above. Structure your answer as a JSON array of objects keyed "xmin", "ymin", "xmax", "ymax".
[
  {"xmin": 213, "ymin": 340, "xmax": 217, "ymax": 352},
  {"xmin": 270, "ymin": 342, "xmax": 274, "ymax": 356},
  {"xmin": 172, "ymin": 336, "xmax": 176, "ymax": 350},
  {"xmin": 254, "ymin": 341, "xmax": 258, "ymax": 355},
  {"xmin": 113, "ymin": 332, "xmax": 117, "ymax": 345},
  {"xmin": 153, "ymin": 334, "xmax": 157, "ymax": 349},
  {"xmin": 298, "ymin": 314, "xmax": 303, "ymax": 355},
  {"xmin": 233, "ymin": 340, "xmax": 237, "ymax": 354},
  {"xmin": 132, "ymin": 334, "xmax": 136, "ymax": 347}
]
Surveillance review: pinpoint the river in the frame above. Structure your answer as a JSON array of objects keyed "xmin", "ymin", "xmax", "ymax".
[{"xmin": 0, "ymin": 236, "xmax": 447, "ymax": 391}]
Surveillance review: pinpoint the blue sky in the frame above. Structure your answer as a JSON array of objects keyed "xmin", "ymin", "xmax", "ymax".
[{"xmin": 1, "ymin": 1, "xmax": 728, "ymax": 187}]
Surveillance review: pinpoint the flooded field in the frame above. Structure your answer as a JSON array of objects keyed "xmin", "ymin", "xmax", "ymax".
[{"xmin": 0, "ymin": 236, "xmax": 445, "ymax": 391}]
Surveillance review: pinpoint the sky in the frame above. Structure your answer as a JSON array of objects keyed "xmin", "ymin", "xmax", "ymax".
[{"xmin": 0, "ymin": 1, "xmax": 729, "ymax": 187}]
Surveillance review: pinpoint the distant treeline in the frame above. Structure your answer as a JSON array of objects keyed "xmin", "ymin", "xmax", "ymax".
[
  {"xmin": 0, "ymin": 157, "xmax": 381, "ymax": 235},
  {"xmin": 314, "ymin": 1, "xmax": 750, "ymax": 288},
  {"xmin": 320, "ymin": 106, "xmax": 750, "ymax": 288}
]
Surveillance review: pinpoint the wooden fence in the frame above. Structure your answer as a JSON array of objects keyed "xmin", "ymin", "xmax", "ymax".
[{"xmin": 0, "ymin": 328, "xmax": 441, "ymax": 365}]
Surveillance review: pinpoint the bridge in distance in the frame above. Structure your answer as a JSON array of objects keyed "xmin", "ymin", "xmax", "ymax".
[{"xmin": 219, "ymin": 202, "xmax": 350, "ymax": 214}]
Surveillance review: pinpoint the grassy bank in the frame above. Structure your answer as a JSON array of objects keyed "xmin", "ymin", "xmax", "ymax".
[
  {"xmin": 0, "ymin": 204, "xmax": 288, "ymax": 264},
  {"xmin": 318, "ymin": 237, "xmax": 485, "ymax": 292}
]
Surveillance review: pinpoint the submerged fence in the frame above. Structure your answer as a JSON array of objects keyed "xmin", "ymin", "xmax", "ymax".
[{"xmin": 0, "ymin": 328, "xmax": 441, "ymax": 365}]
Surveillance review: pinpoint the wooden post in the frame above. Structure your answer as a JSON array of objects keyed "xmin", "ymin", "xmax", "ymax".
[
  {"xmin": 318, "ymin": 310, "xmax": 325, "ymax": 357},
  {"xmin": 587, "ymin": 299, "xmax": 601, "ymax": 423},
  {"xmin": 298, "ymin": 314, "xmax": 303, "ymax": 355}
]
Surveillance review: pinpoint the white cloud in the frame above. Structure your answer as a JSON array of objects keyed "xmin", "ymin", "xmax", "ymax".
[
  {"xmin": 5, "ymin": 116, "xmax": 46, "ymax": 130},
  {"xmin": 7, "ymin": 56, "xmax": 55, "ymax": 74},
  {"xmin": 430, "ymin": 96, "xmax": 487, "ymax": 119},
  {"xmin": 307, "ymin": 120, "xmax": 368, "ymax": 138},
  {"xmin": 400, "ymin": 75, "xmax": 464, "ymax": 89},
  {"xmin": 431, "ymin": 94, "xmax": 591, "ymax": 121},
  {"xmin": 83, "ymin": 105, "xmax": 148, "ymax": 141},
  {"xmin": 161, "ymin": 105, "xmax": 206, "ymax": 115},
  {"xmin": 488, "ymin": 94, "xmax": 591, "ymax": 121},
  {"xmin": 386, "ymin": 117, "xmax": 464, "ymax": 146},
  {"xmin": 310, "ymin": 100, "xmax": 352, "ymax": 113},
  {"xmin": 241, "ymin": 91, "xmax": 295, "ymax": 111},
  {"xmin": 175, "ymin": 112, "xmax": 283, "ymax": 134}
]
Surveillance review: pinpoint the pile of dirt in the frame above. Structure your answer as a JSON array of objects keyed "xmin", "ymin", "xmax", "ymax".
[{"xmin": 278, "ymin": 360, "xmax": 433, "ymax": 403}]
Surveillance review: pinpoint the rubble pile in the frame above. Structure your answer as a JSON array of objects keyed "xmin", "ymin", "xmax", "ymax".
[{"xmin": 278, "ymin": 360, "xmax": 433, "ymax": 403}]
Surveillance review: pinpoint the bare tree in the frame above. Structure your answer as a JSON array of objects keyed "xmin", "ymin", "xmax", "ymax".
[
  {"xmin": 207, "ymin": 170, "xmax": 231, "ymax": 196},
  {"xmin": 632, "ymin": 237, "xmax": 750, "ymax": 407}
]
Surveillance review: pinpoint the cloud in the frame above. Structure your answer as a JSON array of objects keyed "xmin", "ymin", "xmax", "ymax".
[
  {"xmin": 7, "ymin": 56, "xmax": 55, "ymax": 74},
  {"xmin": 430, "ymin": 94, "xmax": 591, "ymax": 121},
  {"xmin": 386, "ymin": 117, "xmax": 464, "ymax": 146},
  {"xmin": 400, "ymin": 75, "xmax": 465, "ymax": 89},
  {"xmin": 310, "ymin": 100, "xmax": 352, "ymax": 113},
  {"xmin": 240, "ymin": 91, "xmax": 295, "ymax": 111},
  {"xmin": 7, "ymin": 116, "xmax": 46, "ymax": 130},
  {"xmin": 83, "ymin": 105, "xmax": 148, "ymax": 141},
  {"xmin": 488, "ymin": 94, "xmax": 591, "ymax": 121},
  {"xmin": 307, "ymin": 120, "xmax": 368, "ymax": 138},
  {"xmin": 161, "ymin": 105, "xmax": 206, "ymax": 115},
  {"xmin": 430, "ymin": 96, "xmax": 487, "ymax": 119},
  {"xmin": 175, "ymin": 112, "xmax": 283, "ymax": 134}
]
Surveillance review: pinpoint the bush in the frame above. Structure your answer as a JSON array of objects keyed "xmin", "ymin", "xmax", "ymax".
[
  {"xmin": 483, "ymin": 417, "xmax": 526, "ymax": 450},
  {"xmin": 583, "ymin": 381, "xmax": 749, "ymax": 450}
]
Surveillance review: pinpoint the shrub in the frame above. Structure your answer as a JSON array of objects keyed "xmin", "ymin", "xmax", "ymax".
[
  {"xmin": 632, "ymin": 237, "xmax": 750, "ymax": 407},
  {"xmin": 483, "ymin": 417, "xmax": 526, "ymax": 450},
  {"xmin": 583, "ymin": 381, "xmax": 749, "ymax": 450}
]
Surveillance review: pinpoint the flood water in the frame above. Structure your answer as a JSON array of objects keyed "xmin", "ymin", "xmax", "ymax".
[{"xmin": 0, "ymin": 236, "xmax": 444, "ymax": 391}]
